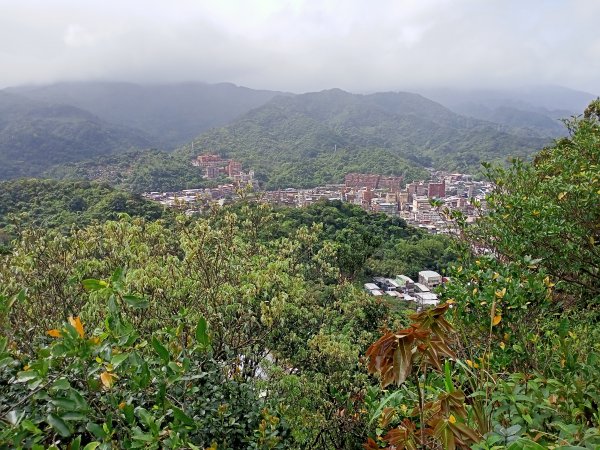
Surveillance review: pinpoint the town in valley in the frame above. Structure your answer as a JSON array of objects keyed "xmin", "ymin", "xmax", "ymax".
[{"xmin": 144, "ymin": 153, "xmax": 492, "ymax": 234}]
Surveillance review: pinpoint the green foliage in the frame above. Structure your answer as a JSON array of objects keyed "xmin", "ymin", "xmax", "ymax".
[
  {"xmin": 0, "ymin": 301, "xmax": 288, "ymax": 449},
  {"xmin": 465, "ymin": 106, "xmax": 600, "ymax": 304},
  {"xmin": 45, "ymin": 149, "xmax": 220, "ymax": 194},
  {"xmin": 1, "ymin": 198, "xmax": 428, "ymax": 448},
  {"xmin": 258, "ymin": 199, "xmax": 452, "ymax": 280},
  {"xmin": 0, "ymin": 179, "xmax": 167, "ymax": 244}
]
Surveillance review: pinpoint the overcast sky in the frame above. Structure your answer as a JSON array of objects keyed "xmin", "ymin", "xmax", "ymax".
[{"xmin": 1, "ymin": 0, "xmax": 599, "ymax": 94}]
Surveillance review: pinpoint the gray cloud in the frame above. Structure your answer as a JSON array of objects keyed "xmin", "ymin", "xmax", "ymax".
[{"xmin": 0, "ymin": 0, "xmax": 598, "ymax": 94}]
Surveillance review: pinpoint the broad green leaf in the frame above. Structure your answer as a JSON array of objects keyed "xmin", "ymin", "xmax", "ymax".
[
  {"xmin": 110, "ymin": 352, "xmax": 129, "ymax": 368},
  {"xmin": 50, "ymin": 378, "xmax": 71, "ymax": 391},
  {"xmin": 70, "ymin": 435, "xmax": 81, "ymax": 450},
  {"xmin": 123, "ymin": 295, "xmax": 148, "ymax": 309},
  {"xmin": 172, "ymin": 407, "xmax": 195, "ymax": 427},
  {"xmin": 151, "ymin": 336, "xmax": 169, "ymax": 363},
  {"xmin": 82, "ymin": 279, "xmax": 107, "ymax": 292},
  {"xmin": 86, "ymin": 422, "xmax": 107, "ymax": 439},
  {"xmin": 47, "ymin": 413, "xmax": 71, "ymax": 437},
  {"xmin": 82, "ymin": 443, "xmax": 100, "ymax": 450},
  {"xmin": 51, "ymin": 397, "xmax": 77, "ymax": 410},
  {"xmin": 16, "ymin": 370, "xmax": 38, "ymax": 382},
  {"xmin": 195, "ymin": 316, "xmax": 210, "ymax": 347}
]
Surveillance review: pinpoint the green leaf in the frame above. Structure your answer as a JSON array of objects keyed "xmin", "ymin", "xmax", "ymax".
[
  {"xmin": 47, "ymin": 413, "xmax": 72, "ymax": 437},
  {"xmin": 51, "ymin": 343, "xmax": 69, "ymax": 357},
  {"xmin": 16, "ymin": 370, "xmax": 38, "ymax": 382},
  {"xmin": 21, "ymin": 419, "xmax": 42, "ymax": 434},
  {"xmin": 82, "ymin": 443, "xmax": 100, "ymax": 450},
  {"xmin": 86, "ymin": 422, "xmax": 107, "ymax": 439},
  {"xmin": 195, "ymin": 316, "xmax": 210, "ymax": 347},
  {"xmin": 151, "ymin": 336, "xmax": 169, "ymax": 363},
  {"xmin": 110, "ymin": 353, "xmax": 129, "ymax": 368},
  {"xmin": 50, "ymin": 378, "xmax": 71, "ymax": 391},
  {"xmin": 172, "ymin": 407, "xmax": 195, "ymax": 427},
  {"xmin": 82, "ymin": 279, "xmax": 107, "ymax": 292},
  {"xmin": 122, "ymin": 295, "xmax": 148, "ymax": 309},
  {"xmin": 506, "ymin": 424, "xmax": 522, "ymax": 436},
  {"xmin": 51, "ymin": 397, "xmax": 77, "ymax": 410},
  {"xmin": 110, "ymin": 267, "xmax": 124, "ymax": 286},
  {"xmin": 70, "ymin": 435, "xmax": 81, "ymax": 450},
  {"xmin": 136, "ymin": 407, "xmax": 159, "ymax": 435}
]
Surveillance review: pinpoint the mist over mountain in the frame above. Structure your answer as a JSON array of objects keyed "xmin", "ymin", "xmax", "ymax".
[
  {"xmin": 1, "ymin": 81, "xmax": 590, "ymax": 187},
  {"xmin": 422, "ymin": 85, "xmax": 598, "ymax": 138},
  {"xmin": 0, "ymin": 91, "xmax": 152, "ymax": 179},
  {"xmin": 7, "ymin": 82, "xmax": 286, "ymax": 148}
]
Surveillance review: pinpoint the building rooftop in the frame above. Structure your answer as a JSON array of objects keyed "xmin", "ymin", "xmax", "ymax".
[{"xmin": 419, "ymin": 270, "xmax": 441, "ymax": 279}]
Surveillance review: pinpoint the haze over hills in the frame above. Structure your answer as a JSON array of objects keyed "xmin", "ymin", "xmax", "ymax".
[
  {"xmin": 6, "ymin": 82, "xmax": 286, "ymax": 148},
  {"xmin": 423, "ymin": 85, "xmax": 598, "ymax": 138},
  {"xmin": 0, "ymin": 91, "xmax": 152, "ymax": 179},
  {"xmin": 1, "ymin": 81, "xmax": 593, "ymax": 189}
]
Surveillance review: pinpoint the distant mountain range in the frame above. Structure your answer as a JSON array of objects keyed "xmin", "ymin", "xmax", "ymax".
[
  {"xmin": 0, "ymin": 81, "xmax": 596, "ymax": 188},
  {"xmin": 423, "ymin": 85, "xmax": 597, "ymax": 138}
]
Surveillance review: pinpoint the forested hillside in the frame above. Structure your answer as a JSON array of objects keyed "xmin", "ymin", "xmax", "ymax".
[
  {"xmin": 0, "ymin": 179, "xmax": 166, "ymax": 250},
  {"xmin": 183, "ymin": 89, "xmax": 549, "ymax": 188},
  {"xmin": 44, "ymin": 149, "xmax": 219, "ymax": 194},
  {"xmin": 0, "ymin": 92, "xmax": 151, "ymax": 179}
]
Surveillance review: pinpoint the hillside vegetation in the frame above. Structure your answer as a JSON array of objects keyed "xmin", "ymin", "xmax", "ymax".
[
  {"xmin": 0, "ymin": 179, "xmax": 167, "ymax": 251},
  {"xmin": 1, "ymin": 84, "xmax": 562, "ymax": 191},
  {"xmin": 44, "ymin": 149, "xmax": 220, "ymax": 194}
]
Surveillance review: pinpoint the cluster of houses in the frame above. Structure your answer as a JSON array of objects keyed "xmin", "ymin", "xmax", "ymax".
[
  {"xmin": 364, "ymin": 270, "xmax": 444, "ymax": 309},
  {"xmin": 262, "ymin": 171, "xmax": 492, "ymax": 234},
  {"xmin": 144, "ymin": 156, "xmax": 491, "ymax": 235}
]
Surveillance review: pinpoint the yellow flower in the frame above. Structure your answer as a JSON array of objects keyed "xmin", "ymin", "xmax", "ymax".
[
  {"xmin": 466, "ymin": 360, "xmax": 479, "ymax": 369},
  {"xmin": 492, "ymin": 315, "xmax": 502, "ymax": 326},
  {"xmin": 47, "ymin": 329, "xmax": 62, "ymax": 338},
  {"xmin": 448, "ymin": 414, "xmax": 457, "ymax": 424}
]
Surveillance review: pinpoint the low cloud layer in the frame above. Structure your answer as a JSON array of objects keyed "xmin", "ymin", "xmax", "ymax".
[{"xmin": 1, "ymin": 0, "xmax": 599, "ymax": 93}]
